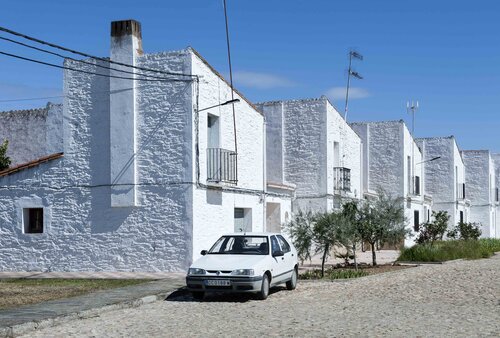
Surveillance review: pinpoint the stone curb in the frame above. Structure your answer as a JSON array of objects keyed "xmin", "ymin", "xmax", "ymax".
[{"xmin": 0, "ymin": 288, "xmax": 177, "ymax": 338}]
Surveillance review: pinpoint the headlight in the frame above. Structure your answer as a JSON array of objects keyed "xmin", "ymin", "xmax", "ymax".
[
  {"xmin": 188, "ymin": 268, "xmax": 206, "ymax": 275},
  {"xmin": 231, "ymin": 269, "xmax": 254, "ymax": 276}
]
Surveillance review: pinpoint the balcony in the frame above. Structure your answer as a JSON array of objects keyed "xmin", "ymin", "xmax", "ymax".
[
  {"xmin": 207, "ymin": 148, "xmax": 237, "ymax": 184},
  {"xmin": 333, "ymin": 167, "xmax": 351, "ymax": 192}
]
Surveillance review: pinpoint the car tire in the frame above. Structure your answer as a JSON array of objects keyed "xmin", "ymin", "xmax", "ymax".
[
  {"xmin": 192, "ymin": 291, "xmax": 204, "ymax": 301},
  {"xmin": 286, "ymin": 268, "xmax": 298, "ymax": 290},
  {"xmin": 257, "ymin": 274, "xmax": 270, "ymax": 300}
]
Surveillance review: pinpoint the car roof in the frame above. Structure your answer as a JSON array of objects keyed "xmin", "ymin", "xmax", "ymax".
[{"xmin": 221, "ymin": 232, "xmax": 282, "ymax": 237}]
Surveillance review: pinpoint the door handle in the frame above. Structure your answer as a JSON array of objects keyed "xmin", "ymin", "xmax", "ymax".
[{"xmin": 281, "ymin": 257, "xmax": 284, "ymax": 260}]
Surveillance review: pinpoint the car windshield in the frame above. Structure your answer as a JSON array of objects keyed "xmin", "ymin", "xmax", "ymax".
[{"xmin": 208, "ymin": 236, "xmax": 269, "ymax": 255}]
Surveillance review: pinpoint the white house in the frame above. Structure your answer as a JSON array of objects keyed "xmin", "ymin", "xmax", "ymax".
[
  {"xmin": 0, "ymin": 103, "xmax": 62, "ymax": 166},
  {"xmin": 350, "ymin": 120, "xmax": 432, "ymax": 246},
  {"xmin": 493, "ymin": 154, "xmax": 500, "ymax": 238},
  {"xmin": 416, "ymin": 136, "xmax": 470, "ymax": 228},
  {"xmin": 461, "ymin": 150, "xmax": 498, "ymax": 238},
  {"xmin": 257, "ymin": 97, "xmax": 362, "ymax": 214},
  {"xmin": 0, "ymin": 19, "xmax": 290, "ymax": 272}
]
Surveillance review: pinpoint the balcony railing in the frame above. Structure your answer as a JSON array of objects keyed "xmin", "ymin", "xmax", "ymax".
[
  {"xmin": 207, "ymin": 148, "xmax": 237, "ymax": 184},
  {"xmin": 333, "ymin": 167, "xmax": 351, "ymax": 192}
]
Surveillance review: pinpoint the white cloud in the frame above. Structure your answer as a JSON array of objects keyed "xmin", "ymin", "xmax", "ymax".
[
  {"xmin": 325, "ymin": 86, "xmax": 370, "ymax": 101},
  {"xmin": 233, "ymin": 71, "xmax": 295, "ymax": 89}
]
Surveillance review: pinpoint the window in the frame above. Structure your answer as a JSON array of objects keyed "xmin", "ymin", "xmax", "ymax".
[
  {"xmin": 23, "ymin": 208, "xmax": 44, "ymax": 234},
  {"xmin": 271, "ymin": 236, "xmax": 280, "ymax": 255},
  {"xmin": 460, "ymin": 211, "xmax": 464, "ymax": 223},
  {"xmin": 277, "ymin": 235, "xmax": 291, "ymax": 253},
  {"xmin": 407, "ymin": 156, "xmax": 411, "ymax": 194},
  {"xmin": 333, "ymin": 142, "xmax": 340, "ymax": 167},
  {"xmin": 414, "ymin": 176, "xmax": 420, "ymax": 195},
  {"xmin": 413, "ymin": 210, "xmax": 420, "ymax": 232},
  {"xmin": 207, "ymin": 114, "xmax": 219, "ymax": 148},
  {"xmin": 234, "ymin": 208, "xmax": 252, "ymax": 232},
  {"xmin": 496, "ymin": 188, "xmax": 499, "ymax": 202}
]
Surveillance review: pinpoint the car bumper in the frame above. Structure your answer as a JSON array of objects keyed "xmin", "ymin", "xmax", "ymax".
[{"xmin": 186, "ymin": 275, "xmax": 263, "ymax": 293}]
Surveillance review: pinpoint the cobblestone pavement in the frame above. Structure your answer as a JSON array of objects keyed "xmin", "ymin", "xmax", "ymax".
[{"xmin": 24, "ymin": 255, "xmax": 500, "ymax": 337}]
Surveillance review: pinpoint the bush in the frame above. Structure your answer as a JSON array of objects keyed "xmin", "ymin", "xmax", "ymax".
[
  {"xmin": 415, "ymin": 211, "xmax": 449, "ymax": 245},
  {"xmin": 299, "ymin": 268, "xmax": 368, "ymax": 280},
  {"xmin": 447, "ymin": 222, "xmax": 482, "ymax": 240},
  {"xmin": 398, "ymin": 240, "xmax": 493, "ymax": 262}
]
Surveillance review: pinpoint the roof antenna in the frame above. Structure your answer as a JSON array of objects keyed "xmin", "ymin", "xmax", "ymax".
[{"xmin": 344, "ymin": 50, "xmax": 363, "ymax": 122}]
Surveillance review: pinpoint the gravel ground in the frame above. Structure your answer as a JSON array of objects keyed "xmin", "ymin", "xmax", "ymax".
[{"xmin": 24, "ymin": 255, "xmax": 500, "ymax": 337}]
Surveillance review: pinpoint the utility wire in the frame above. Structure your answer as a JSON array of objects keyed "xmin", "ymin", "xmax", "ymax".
[
  {"xmin": 0, "ymin": 35, "xmax": 186, "ymax": 81},
  {"xmin": 0, "ymin": 50, "xmax": 191, "ymax": 82},
  {"xmin": 0, "ymin": 96, "xmax": 64, "ymax": 103},
  {"xmin": 0, "ymin": 25, "xmax": 196, "ymax": 78}
]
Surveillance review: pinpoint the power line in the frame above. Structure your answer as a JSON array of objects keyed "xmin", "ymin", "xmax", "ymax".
[
  {"xmin": 0, "ymin": 25, "xmax": 196, "ymax": 78},
  {"xmin": 0, "ymin": 35, "xmax": 186, "ymax": 81},
  {"xmin": 0, "ymin": 96, "xmax": 63, "ymax": 103},
  {"xmin": 0, "ymin": 50, "xmax": 192, "ymax": 83}
]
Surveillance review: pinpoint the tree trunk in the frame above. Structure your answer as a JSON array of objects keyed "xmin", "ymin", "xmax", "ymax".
[
  {"xmin": 371, "ymin": 242, "xmax": 377, "ymax": 266},
  {"xmin": 352, "ymin": 243, "xmax": 358, "ymax": 271},
  {"xmin": 321, "ymin": 244, "xmax": 329, "ymax": 278}
]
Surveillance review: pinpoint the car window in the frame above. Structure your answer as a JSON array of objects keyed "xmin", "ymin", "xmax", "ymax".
[
  {"xmin": 277, "ymin": 235, "xmax": 291, "ymax": 253},
  {"xmin": 270, "ymin": 236, "xmax": 281, "ymax": 255},
  {"xmin": 208, "ymin": 236, "xmax": 269, "ymax": 255}
]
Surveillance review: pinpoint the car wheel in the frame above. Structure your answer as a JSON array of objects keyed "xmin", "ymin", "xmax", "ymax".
[
  {"xmin": 192, "ymin": 291, "xmax": 204, "ymax": 301},
  {"xmin": 286, "ymin": 268, "xmax": 298, "ymax": 290},
  {"xmin": 257, "ymin": 274, "xmax": 270, "ymax": 300}
]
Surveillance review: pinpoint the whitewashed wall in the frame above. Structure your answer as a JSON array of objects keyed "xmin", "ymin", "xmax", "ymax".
[
  {"xmin": 259, "ymin": 97, "xmax": 362, "ymax": 214},
  {"xmin": 461, "ymin": 150, "xmax": 497, "ymax": 238},
  {"xmin": 493, "ymin": 154, "xmax": 500, "ymax": 238},
  {"xmin": 351, "ymin": 121, "xmax": 431, "ymax": 246},
  {"xmin": 0, "ymin": 104, "xmax": 62, "ymax": 166},
  {"xmin": 190, "ymin": 49, "xmax": 266, "ymax": 259},
  {"xmin": 416, "ymin": 137, "xmax": 469, "ymax": 229}
]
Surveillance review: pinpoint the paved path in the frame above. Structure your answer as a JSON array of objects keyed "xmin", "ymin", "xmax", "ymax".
[
  {"xmin": 0, "ymin": 275, "xmax": 185, "ymax": 337},
  {"xmin": 19, "ymin": 255, "xmax": 500, "ymax": 337}
]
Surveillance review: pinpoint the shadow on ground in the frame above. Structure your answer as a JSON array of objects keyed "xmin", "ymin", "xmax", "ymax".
[{"xmin": 165, "ymin": 286, "xmax": 286, "ymax": 303}]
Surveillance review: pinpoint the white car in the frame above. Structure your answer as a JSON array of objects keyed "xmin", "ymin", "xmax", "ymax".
[{"xmin": 186, "ymin": 233, "xmax": 298, "ymax": 300}]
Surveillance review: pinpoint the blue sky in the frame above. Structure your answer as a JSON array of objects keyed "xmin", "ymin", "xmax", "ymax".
[{"xmin": 0, "ymin": 0, "xmax": 499, "ymax": 151}]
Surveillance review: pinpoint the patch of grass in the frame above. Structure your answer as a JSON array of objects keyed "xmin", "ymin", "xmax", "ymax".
[
  {"xmin": 300, "ymin": 268, "xmax": 368, "ymax": 280},
  {"xmin": 398, "ymin": 240, "xmax": 497, "ymax": 262},
  {"xmin": 0, "ymin": 279, "xmax": 152, "ymax": 310},
  {"xmin": 478, "ymin": 238, "xmax": 500, "ymax": 254}
]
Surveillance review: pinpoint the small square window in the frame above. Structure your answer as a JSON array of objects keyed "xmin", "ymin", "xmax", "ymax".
[{"xmin": 23, "ymin": 208, "xmax": 44, "ymax": 234}]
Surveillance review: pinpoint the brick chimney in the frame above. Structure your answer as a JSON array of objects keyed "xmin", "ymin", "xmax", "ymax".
[{"xmin": 109, "ymin": 19, "xmax": 143, "ymax": 207}]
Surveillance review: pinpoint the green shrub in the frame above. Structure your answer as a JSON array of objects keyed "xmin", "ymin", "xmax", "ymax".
[
  {"xmin": 479, "ymin": 238, "xmax": 500, "ymax": 254},
  {"xmin": 299, "ymin": 268, "xmax": 368, "ymax": 280},
  {"xmin": 398, "ymin": 240, "xmax": 493, "ymax": 262},
  {"xmin": 446, "ymin": 222, "xmax": 482, "ymax": 240}
]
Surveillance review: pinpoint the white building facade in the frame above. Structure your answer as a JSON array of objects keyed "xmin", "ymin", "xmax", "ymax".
[
  {"xmin": 416, "ymin": 136, "xmax": 470, "ymax": 228},
  {"xmin": 257, "ymin": 97, "xmax": 362, "ymax": 214},
  {"xmin": 350, "ymin": 120, "xmax": 432, "ymax": 246},
  {"xmin": 0, "ymin": 20, "xmax": 284, "ymax": 272},
  {"xmin": 461, "ymin": 150, "xmax": 498, "ymax": 238},
  {"xmin": 493, "ymin": 154, "xmax": 500, "ymax": 238}
]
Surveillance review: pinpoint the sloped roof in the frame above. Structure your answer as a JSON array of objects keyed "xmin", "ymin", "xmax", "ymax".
[{"xmin": 0, "ymin": 152, "xmax": 63, "ymax": 177}]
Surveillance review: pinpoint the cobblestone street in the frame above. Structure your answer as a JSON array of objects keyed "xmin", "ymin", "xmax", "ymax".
[{"xmin": 24, "ymin": 255, "xmax": 500, "ymax": 337}]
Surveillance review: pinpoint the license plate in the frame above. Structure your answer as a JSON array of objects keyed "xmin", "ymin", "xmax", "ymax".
[{"xmin": 205, "ymin": 279, "xmax": 231, "ymax": 286}]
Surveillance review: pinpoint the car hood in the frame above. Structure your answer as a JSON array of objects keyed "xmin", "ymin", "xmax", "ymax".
[{"xmin": 191, "ymin": 254, "xmax": 268, "ymax": 271}]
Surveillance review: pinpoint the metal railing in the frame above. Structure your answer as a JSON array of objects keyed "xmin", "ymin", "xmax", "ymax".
[
  {"xmin": 333, "ymin": 167, "xmax": 351, "ymax": 192},
  {"xmin": 207, "ymin": 148, "xmax": 237, "ymax": 184}
]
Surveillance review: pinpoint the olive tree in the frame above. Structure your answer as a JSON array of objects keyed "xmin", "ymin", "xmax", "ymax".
[
  {"xmin": 313, "ymin": 211, "xmax": 345, "ymax": 277},
  {"xmin": 357, "ymin": 189, "xmax": 408, "ymax": 266},
  {"xmin": 336, "ymin": 201, "xmax": 362, "ymax": 270},
  {"xmin": 285, "ymin": 210, "xmax": 315, "ymax": 264}
]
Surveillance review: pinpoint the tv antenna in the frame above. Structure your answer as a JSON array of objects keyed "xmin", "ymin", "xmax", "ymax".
[{"xmin": 344, "ymin": 50, "xmax": 363, "ymax": 122}]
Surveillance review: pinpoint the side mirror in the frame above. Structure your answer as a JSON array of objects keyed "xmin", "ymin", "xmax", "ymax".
[
  {"xmin": 273, "ymin": 250, "xmax": 284, "ymax": 257},
  {"xmin": 200, "ymin": 250, "xmax": 207, "ymax": 256}
]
